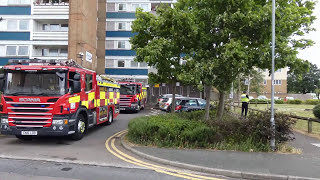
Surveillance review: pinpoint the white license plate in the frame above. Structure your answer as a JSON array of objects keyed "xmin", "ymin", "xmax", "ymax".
[
  {"xmin": 120, "ymin": 108, "xmax": 125, "ymax": 110},
  {"xmin": 21, "ymin": 131, "xmax": 37, "ymax": 135}
]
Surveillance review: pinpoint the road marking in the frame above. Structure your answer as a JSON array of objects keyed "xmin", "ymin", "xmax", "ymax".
[
  {"xmin": 311, "ymin": 143, "xmax": 320, "ymax": 148},
  {"xmin": 106, "ymin": 130, "xmax": 223, "ymax": 180}
]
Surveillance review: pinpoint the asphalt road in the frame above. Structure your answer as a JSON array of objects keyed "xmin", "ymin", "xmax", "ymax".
[
  {"xmin": 0, "ymin": 109, "xmax": 184, "ymax": 180},
  {"xmin": 0, "ymin": 108, "xmax": 233, "ymax": 180}
]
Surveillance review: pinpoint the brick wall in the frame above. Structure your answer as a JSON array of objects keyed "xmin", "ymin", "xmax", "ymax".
[{"xmin": 68, "ymin": 0, "xmax": 106, "ymax": 74}]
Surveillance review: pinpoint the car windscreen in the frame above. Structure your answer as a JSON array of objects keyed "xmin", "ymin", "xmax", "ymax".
[
  {"xmin": 197, "ymin": 99, "xmax": 206, "ymax": 106},
  {"xmin": 162, "ymin": 98, "xmax": 169, "ymax": 103}
]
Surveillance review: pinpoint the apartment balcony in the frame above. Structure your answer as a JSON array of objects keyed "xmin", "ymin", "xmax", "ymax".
[
  {"xmin": 32, "ymin": 31, "xmax": 68, "ymax": 41},
  {"xmin": 33, "ymin": 2, "xmax": 69, "ymax": 15}
]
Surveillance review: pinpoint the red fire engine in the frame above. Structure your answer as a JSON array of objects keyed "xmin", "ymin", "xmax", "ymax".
[
  {"xmin": 119, "ymin": 81, "xmax": 147, "ymax": 112},
  {"xmin": 0, "ymin": 59, "xmax": 120, "ymax": 140}
]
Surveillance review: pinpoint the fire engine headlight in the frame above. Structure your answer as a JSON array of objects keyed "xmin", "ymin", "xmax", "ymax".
[
  {"xmin": 52, "ymin": 120, "xmax": 64, "ymax": 125},
  {"xmin": 1, "ymin": 118, "xmax": 8, "ymax": 124}
]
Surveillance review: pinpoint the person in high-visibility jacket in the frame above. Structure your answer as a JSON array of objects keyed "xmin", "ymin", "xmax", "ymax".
[{"xmin": 241, "ymin": 91, "xmax": 250, "ymax": 117}]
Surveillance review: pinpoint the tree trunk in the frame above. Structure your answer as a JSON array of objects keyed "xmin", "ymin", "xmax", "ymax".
[
  {"xmin": 171, "ymin": 80, "xmax": 176, "ymax": 113},
  {"xmin": 238, "ymin": 76, "xmax": 241, "ymax": 107},
  {"xmin": 216, "ymin": 91, "xmax": 225, "ymax": 120},
  {"xmin": 205, "ymin": 84, "xmax": 211, "ymax": 121}
]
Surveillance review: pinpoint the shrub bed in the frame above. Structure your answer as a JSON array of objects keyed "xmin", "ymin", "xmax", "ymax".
[
  {"xmin": 313, "ymin": 104, "xmax": 320, "ymax": 119},
  {"xmin": 127, "ymin": 111, "xmax": 296, "ymax": 152},
  {"xmin": 287, "ymin": 99, "xmax": 303, "ymax": 104},
  {"xmin": 249, "ymin": 99, "xmax": 271, "ymax": 103},
  {"xmin": 275, "ymin": 100, "xmax": 284, "ymax": 104},
  {"xmin": 305, "ymin": 99, "xmax": 320, "ymax": 105}
]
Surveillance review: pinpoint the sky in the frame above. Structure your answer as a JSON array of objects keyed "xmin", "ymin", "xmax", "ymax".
[{"xmin": 297, "ymin": 1, "xmax": 320, "ymax": 68}]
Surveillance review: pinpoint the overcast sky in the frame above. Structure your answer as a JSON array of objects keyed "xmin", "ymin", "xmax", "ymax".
[{"xmin": 297, "ymin": 1, "xmax": 320, "ymax": 68}]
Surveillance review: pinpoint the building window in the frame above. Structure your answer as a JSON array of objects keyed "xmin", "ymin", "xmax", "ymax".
[
  {"xmin": 6, "ymin": 46, "xmax": 29, "ymax": 56},
  {"xmin": 50, "ymin": 24, "xmax": 60, "ymax": 31},
  {"xmin": 42, "ymin": 24, "xmax": 68, "ymax": 31},
  {"xmin": 60, "ymin": 48, "xmax": 68, "ymax": 56},
  {"xmin": 106, "ymin": 59, "xmax": 114, "ymax": 68},
  {"xmin": 19, "ymin": 20, "xmax": 29, "ymax": 30},
  {"xmin": 140, "ymin": 62, "xmax": 148, "ymax": 68},
  {"xmin": 131, "ymin": 61, "xmax": 138, "ymax": 68},
  {"xmin": 42, "ymin": 48, "xmax": 66, "ymax": 56},
  {"xmin": 61, "ymin": 24, "xmax": 68, "ymax": 31},
  {"xmin": 132, "ymin": 4, "xmax": 139, "ymax": 11},
  {"xmin": 6, "ymin": 46, "xmax": 17, "ymax": 56},
  {"xmin": 118, "ymin": 41, "xmax": 126, "ymax": 49},
  {"xmin": 141, "ymin": 4, "xmax": 149, "ymax": 11},
  {"xmin": 42, "ymin": 24, "xmax": 49, "ymax": 31},
  {"xmin": 7, "ymin": 20, "xmax": 29, "ymax": 31},
  {"xmin": 118, "ymin": 60, "xmax": 125, "ymax": 67},
  {"xmin": 18, "ymin": 46, "xmax": 28, "ymax": 56},
  {"xmin": 8, "ymin": 0, "xmax": 30, "ymax": 5},
  {"xmin": 118, "ymin": 4, "xmax": 126, "ymax": 11},
  {"xmin": 118, "ymin": 22, "xmax": 126, "ymax": 30},
  {"xmin": 263, "ymin": 79, "xmax": 267, "ymax": 85},
  {"xmin": 49, "ymin": 49, "xmax": 59, "ymax": 56},
  {"xmin": 273, "ymin": 80, "xmax": 282, "ymax": 85},
  {"xmin": 7, "ymin": 20, "xmax": 18, "ymax": 30}
]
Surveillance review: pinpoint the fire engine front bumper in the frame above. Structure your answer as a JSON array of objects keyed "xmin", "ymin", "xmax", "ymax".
[
  {"xmin": 0, "ymin": 125, "xmax": 77, "ymax": 136},
  {"xmin": 120, "ymin": 104, "xmax": 139, "ymax": 111},
  {"xmin": 0, "ymin": 116, "xmax": 78, "ymax": 136}
]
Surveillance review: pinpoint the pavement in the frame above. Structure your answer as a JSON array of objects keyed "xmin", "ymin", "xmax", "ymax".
[{"xmin": 121, "ymin": 130, "xmax": 320, "ymax": 180}]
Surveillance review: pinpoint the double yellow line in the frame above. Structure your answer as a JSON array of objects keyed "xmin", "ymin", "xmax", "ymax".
[{"xmin": 105, "ymin": 130, "xmax": 224, "ymax": 180}]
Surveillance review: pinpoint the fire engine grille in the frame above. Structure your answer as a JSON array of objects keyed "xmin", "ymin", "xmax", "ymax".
[
  {"xmin": 7, "ymin": 102, "xmax": 54, "ymax": 127},
  {"xmin": 120, "ymin": 97, "xmax": 132, "ymax": 108}
]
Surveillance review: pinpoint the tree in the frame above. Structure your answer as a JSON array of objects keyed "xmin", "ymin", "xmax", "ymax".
[
  {"xmin": 174, "ymin": 0, "xmax": 316, "ymax": 120},
  {"xmin": 288, "ymin": 62, "xmax": 320, "ymax": 94},
  {"xmin": 130, "ymin": 7, "xmax": 196, "ymax": 113}
]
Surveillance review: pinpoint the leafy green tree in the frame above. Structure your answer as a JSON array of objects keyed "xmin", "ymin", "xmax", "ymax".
[
  {"xmin": 174, "ymin": 0, "xmax": 316, "ymax": 120},
  {"xmin": 131, "ymin": 7, "xmax": 196, "ymax": 112},
  {"xmin": 288, "ymin": 62, "xmax": 320, "ymax": 94}
]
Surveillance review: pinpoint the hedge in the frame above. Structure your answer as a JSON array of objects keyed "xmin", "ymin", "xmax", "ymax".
[
  {"xmin": 305, "ymin": 99, "xmax": 320, "ymax": 105},
  {"xmin": 287, "ymin": 99, "xmax": 303, "ymax": 104}
]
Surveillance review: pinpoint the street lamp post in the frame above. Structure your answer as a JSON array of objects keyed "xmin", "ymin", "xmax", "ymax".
[{"xmin": 270, "ymin": 0, "xmax": 276, "ymax": 151}]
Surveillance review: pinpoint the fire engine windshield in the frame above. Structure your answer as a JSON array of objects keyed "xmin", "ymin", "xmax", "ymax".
[
  {"xmin": 120, "ymin": 84, "xmax": 136, "ymax": 95},
  {"xmin": 4, "ymin": 71, "xmax": 66, "ymax": 96}
]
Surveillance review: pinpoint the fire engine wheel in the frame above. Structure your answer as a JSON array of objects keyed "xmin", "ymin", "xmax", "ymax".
[
  {"xmin": 106, "ymin": 109, "xmax": 113, "ymax": 125},
  {"xmin": 71, "ymin": 114, "xmax": 86, "ymax": 140},
  {"xmin": 134, "ymin": 101, "xmax": 141, "ymax": 113},
  {"xmin": 15, "ymin": 135, "xmax": 33, "ymax": 141}
]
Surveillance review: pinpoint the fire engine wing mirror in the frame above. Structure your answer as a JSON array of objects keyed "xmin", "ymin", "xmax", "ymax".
[
  {"xmin": 0, "ymin": 74, "xmax": 4, "ymax": 92},
  {"xmin": 74, "ymin": 74, "xmax": 81, "ymax": 81},
  {"xmin": 73, "ymin": 81, "xmax": 81, "ymax": 93}
]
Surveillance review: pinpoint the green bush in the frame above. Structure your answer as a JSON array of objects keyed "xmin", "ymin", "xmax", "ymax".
[
  {"xmin": 305, "ymin": 99, "xmax": 320, "ymax": 105},
  {"xmin": 249, "ymin": 99, "xmax": 271, "ymax": 103},
  {"xmin": 313, "ymin": 104, "xmax": 320, "ymax": 119},
  {"xmin": 287, "ymin": 99, "xmax": 302, "ymax": 104},
  {"xmin": 275, "ymin": 100, "xmax": 284, "ymax": 104},
  {"xmin": 128, "ymin": 110, "xmax": 296, "ymax": 152}
]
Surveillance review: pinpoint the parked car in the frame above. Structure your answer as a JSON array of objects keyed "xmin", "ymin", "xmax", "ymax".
[
  {"xmin": 257, "ymin": 95, "xmax": 268, "ymax": 100},
  {"xmin": 274, "ymin": 96, "xmax": 281, "ymax": 100},
  {"xmin": 156, "ymin": 94, "xmax": 183, "ymax": 107},
  {"xmin": 159, "ymin": 97, "xmax": 184, "ymax": 112},
  {"xmin": 285, "ymin": 97, "xmax": 294, "ymax": 101},
  {"xmin": 175, "ymin": 98, "xmax": 207, "ymax": 112},
  {"xmin": 249, "ymin": 96, "xmax": 254, "ymax": 100}
]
